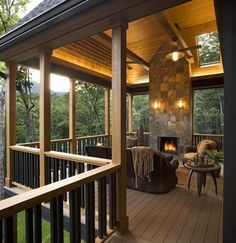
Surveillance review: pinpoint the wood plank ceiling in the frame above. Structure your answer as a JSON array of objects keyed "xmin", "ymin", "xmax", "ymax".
[{"xmin": 53, "ymin": 0, "xmax": 220, "ymax": 85}]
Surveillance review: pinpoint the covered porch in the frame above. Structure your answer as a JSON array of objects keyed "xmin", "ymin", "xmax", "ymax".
[{"xmin": 0, "ymin": 0, "xmax": 227, "ymax": 242}]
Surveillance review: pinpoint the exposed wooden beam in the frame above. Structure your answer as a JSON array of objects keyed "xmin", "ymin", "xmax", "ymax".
[
  {"xmin": 22, "ymin": 57, "xmax": 112, "ymax": 88},
  {"xmin": 94, "ymin": 33, "xmax": 150, "ymax": 71},
  {"xmin": 155, "ymin": 11, "xmax": 193, "ymax": 61}
]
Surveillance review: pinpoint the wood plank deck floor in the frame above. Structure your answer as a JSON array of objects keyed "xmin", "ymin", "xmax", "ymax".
[{"xmin": 107, "ymin": 167, "xmax": 223, "ymax": 243}]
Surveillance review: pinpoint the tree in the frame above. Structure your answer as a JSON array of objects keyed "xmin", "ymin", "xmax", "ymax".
[
  {"xmin": 76, "ymin": 81, "xmax": 105, "ymax": 136},
  {"xmin": 197, "ymin": 31, "xmax": 221, "ymax": 66},
  {"xmin": 133, "ymin": 94, "xmax": 149, "ymax": 132},
  {"xmin": 0, "ymin": 0, "xmax": 30, "ymax": 195},
  {"xmin": 194, "ymin": 88, "xmax": 224, "ymax": 134}
]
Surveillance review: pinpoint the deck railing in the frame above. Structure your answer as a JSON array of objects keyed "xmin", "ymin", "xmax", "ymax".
[
  {"xmin": 76, "ymin": 134, "xmax": 110, "ymax": 155},
  {"xmin": 193, "ymin": 133, "xmax": 224, "ymax": 151},
  {"xmin": 17, "ymin": 134, "xmax": 111, "ymax": 154},
  {"xmin": 1, "ymin": 153, "xmax": 119, "ymax": 242},
  {"xmin": 11, "ymin": 146, "xmax": 40, "ymax": 189}
]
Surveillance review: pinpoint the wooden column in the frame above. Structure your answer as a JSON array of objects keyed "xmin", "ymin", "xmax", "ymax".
[
  {"xmin": 112, "ymin": 22, "xmax": 129, "ymax": 233},
  {"xmin": 128, "ymin": 94, "xmax": 133, "ymax": 133},
  {"xmin": 69, "ymin": 78, "xmax": 77, "ymax": 154},
  {"xmin": 5, "ymin": 62, "xmax": 16, "ymax": 188},
  {"xmin": 105, "ymin": 88, "xmax": 110, "ymax": 146},
  {"xmin": 39, "ymin": 48, "xmax": 52, "ymax": 186}
]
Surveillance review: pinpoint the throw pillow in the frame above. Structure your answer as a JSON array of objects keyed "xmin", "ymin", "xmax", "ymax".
[{"xmin": 197, "ymin": 139, "xmax": 217, "ymax": 155}]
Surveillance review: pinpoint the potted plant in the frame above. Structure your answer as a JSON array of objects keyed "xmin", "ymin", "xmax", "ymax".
[{"xmin": 206, "ymin": 150, "xmax": 224, "ymax": 177}]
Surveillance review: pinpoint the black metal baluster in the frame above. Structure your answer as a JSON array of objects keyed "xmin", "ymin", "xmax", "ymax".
[
  {"xmin": 20, "ymin": 151, "xmax": 23, "ymax": 185},
  {"xmin": 109, "ymin": 173, "xmax": 117, "ymax": 229},
  {"xmin": 85, "ymin": 181, "xmax": 95, "ymax": 243},
  {"xmin": 50, "ymin": 198, "xmax": 57, "ymax": 243},
  {"xmin": 55, "ymin": 158, "xmax": 59, "ymax": 182},
  {"xmin": 47, "ymin": 157, "xmax": 52, "ymax": 184},
  {"xmin": 36, "ymin": 155, "xmax": 40, "ymax": 188},
  {"xmin": 26, "ymin": 153, "xmax": 32, "ymax": 188},
  {"xmin": 0, "ymin": 220, "xmax": 2, "ymax": 243},
  {"xmin": 34, "ymin": 204, "xmax": 42, "ymax": 243},
  {"xmin": 69, "ymin": 161, "xmax": 75, "ymax": 177},
  {"xmin": 25, "ymin": 208, "xmax": 33, "ymax": 243},
  {"xmin": 62, "ymin": 160, "xmax": 67, "ymax": 201},
  {"xmin": 79, "ymin": 163, "xmax": 85, "ymax": 208},
  {"xmin": 56, "ymin": 195, "xmax": 64, "ymax": 243},
  {"xmin": 98, "ymin": 176, "xmax": 107, "ymax": 238},
  {"xmin": 78, "ymin": 140, "xmax": 81, "ymax": 155},
  {"xmin": 69, "ymin": 188, "xmax": 81, "ymax": 243},
  {"xmin": 13, "ymin": 151, "xmax": 15, "ymax": 182},
  {"xmin": 4, "ymin": 216, "xmax": 15, "ymax": 243}
]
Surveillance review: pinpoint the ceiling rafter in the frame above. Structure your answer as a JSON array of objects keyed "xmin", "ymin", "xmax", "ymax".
[
  {"xmin": 155, "ymin": 11, "xmax": 194, "ymax": 62},
  {"xmin": 93, "ymin": 33, "xmax": 150, "ymax": 71}
]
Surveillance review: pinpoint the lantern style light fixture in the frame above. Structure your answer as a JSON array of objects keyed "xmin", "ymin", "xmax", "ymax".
[
  {"xmin": 166, "ymin": 51, "xmax": 185, "ymax": 62},
  {"xmin": 178, "ymin": 99, "xmax": 184, "ymax": 109}
]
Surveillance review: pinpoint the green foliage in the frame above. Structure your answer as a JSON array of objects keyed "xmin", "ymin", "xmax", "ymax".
[
  {"xmin": 51, "ymin": 93, "xmax": 69, "ymax": 139},
  {"xmin": 197, "ymin": 31, "xmax": 221, "ymax": 66},
  {"xmin": 0, "ymin": 0, "xmax": 29, "ymax": 34},
  {"xmin": 133, "ymin": 94, "xmax": 149, "ymax": 132},
  {"xmin": 206, "ymin": 150, "xmax": 224, "ymax": 165},
  {"xmin": 194, "ymin": 88, "xmax": 224, "ymax": 134},
  {"xmin": 76, "ymin": 81, "xmax": 105, "ymax": 136}
]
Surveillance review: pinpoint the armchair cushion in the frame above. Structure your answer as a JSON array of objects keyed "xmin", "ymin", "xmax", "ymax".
[
  {"xmin": 197, "ymin": 139, "xmax": 217, "ymax": 155},
  {"xmin": 183, "ymin": 152, "xmax": 198, "ymax": 160}
]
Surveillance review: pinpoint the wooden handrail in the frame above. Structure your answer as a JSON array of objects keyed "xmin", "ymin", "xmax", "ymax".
[
  {"xmin": 75, "ymin": 134, "xmax": 109, "ymax": 140},
  {"xmin": 0, "ymin": 163, "xmax": 119, "ymax": 219},
  {"xmin": 10, "ymin": 145, "xmax": 40, "ymax": 155},
  {"xmin": 45, "ymin": 151, "xmax": 111, "ymax": 166},
  {"xmin": 51, "ymin": 138, "xmax": 72, "ymax": 143},
  {"xmin": 17, "ymin": 141, "xmax": 40, "ymax": 146},
  {"xmin": 193, "ymin": 133, "xmax": 223, "ymax": 137},
  {"xmin": 17, "ymin": 135, "xmax": 109, "ymax": 147}
]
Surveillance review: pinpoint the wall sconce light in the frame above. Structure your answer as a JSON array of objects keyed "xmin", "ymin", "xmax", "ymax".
[
  {"xmin": 178, "ymin": 99, "xmax": 184, "ymax": 109},
  {"xmin": 154, "ymin": 100, "xmax": 160, "ymax": 110}
]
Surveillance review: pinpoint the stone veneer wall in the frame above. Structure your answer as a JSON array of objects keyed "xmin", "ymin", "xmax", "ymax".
[{"xmin": 149, "ymin": 42, "xmax": 192, "ymax": 157}]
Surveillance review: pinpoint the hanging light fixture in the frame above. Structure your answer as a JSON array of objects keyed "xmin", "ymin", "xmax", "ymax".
[{"xmin": 166, "ymin": 51, "xmax": 185, "ymax": 62}]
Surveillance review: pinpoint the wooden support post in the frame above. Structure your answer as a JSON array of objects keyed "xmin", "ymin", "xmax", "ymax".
[
  {"xmin": 105, "ymin": 88, "xmax": 110, "ymax": 146},
  {"xmin": 69, "ymin": 79, "xmax": 77, "ymax": 154},
  {"xmin": 5, "ymin": 62, "xmax": 16, "ymax": 187},
  {"xmin": 39, "ymin": 48, "xmax": 52, "ymax": 186},
  {"xmin": 112, "ymin": 22, "xmax": 129, "ymax": 234},
  {"xmin": 128, "ymin": 94, "xmax": 133, "ymax": 133}
]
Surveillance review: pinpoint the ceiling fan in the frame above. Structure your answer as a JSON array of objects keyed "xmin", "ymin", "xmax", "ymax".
[{"xmin": 165, "ymin": 40, "xmax": 201, "ymax": 61}]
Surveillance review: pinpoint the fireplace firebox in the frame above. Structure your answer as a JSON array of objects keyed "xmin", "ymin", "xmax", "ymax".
[{"xmin": 158, "ymin": 136, "xmax": 179, "ymax": 155}]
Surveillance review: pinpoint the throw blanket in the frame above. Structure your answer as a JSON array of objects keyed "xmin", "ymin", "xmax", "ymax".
[{"xmin": 131, "ymin": 146, "xmax": 154, "ymax": 187}]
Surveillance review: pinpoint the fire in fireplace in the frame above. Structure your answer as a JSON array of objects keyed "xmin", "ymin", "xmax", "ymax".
[{"xmin": 158, "ymin": 136, "xmax": 179, "ymax": 154}]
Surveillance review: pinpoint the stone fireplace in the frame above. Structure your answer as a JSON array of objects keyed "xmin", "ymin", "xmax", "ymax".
[{"xmin": 149, "ymin": 39, "xmax": 192, "ymax": 157}]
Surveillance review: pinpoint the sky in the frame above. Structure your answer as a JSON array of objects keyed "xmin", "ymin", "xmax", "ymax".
[{"xmin": 22, "ymin": 0, "xmax": 70, "ymax": 92}]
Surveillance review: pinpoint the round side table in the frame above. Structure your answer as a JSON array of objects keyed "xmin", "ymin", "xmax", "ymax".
[{"xmin": 184, "ymin": 162, "xmax": 220, "ymax": 196}]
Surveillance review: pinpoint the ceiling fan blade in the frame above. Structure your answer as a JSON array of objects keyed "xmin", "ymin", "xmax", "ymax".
[{"xmin": 179, "ymin": 45, "xmax": 201, "ymax": 52}]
